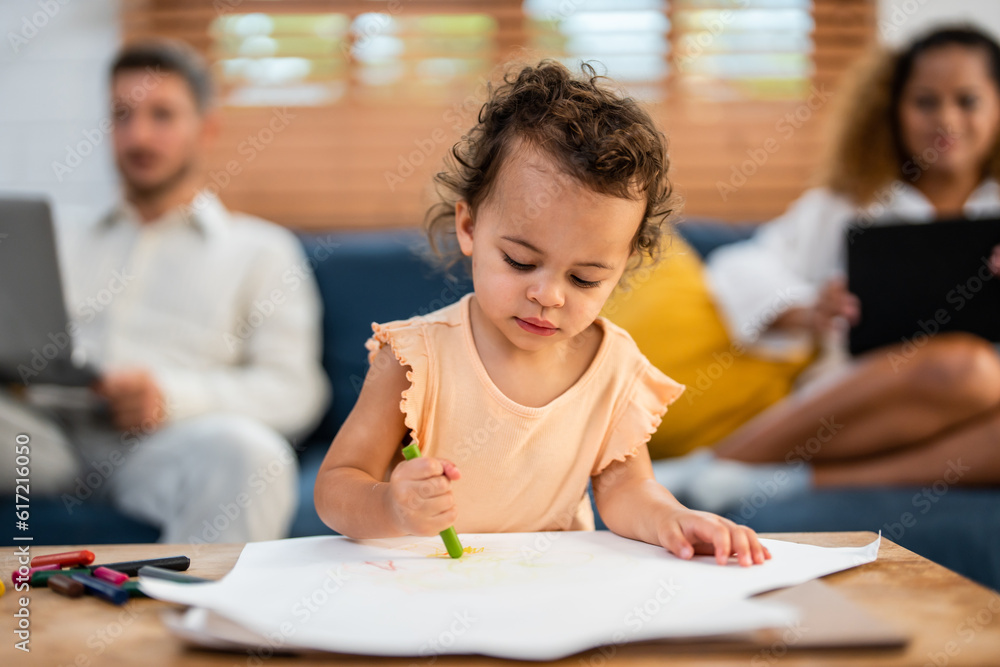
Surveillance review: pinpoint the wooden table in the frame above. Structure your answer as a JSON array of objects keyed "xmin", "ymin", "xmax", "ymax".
[{"xmin": 2, "ymin": 532, "xmax": 999, "ymax": 666}]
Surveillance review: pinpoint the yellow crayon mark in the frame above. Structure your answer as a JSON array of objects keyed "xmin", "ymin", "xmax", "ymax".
[{"xmin": 427, "ymin": 545, "xmax": 486, "ymax": 558}]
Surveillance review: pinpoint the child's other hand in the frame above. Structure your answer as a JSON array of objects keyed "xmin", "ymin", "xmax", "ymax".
[
  {"xmin": 655, "ymin": 508, "xmax": 771, "ymax": 567},
  {"xmin": 386, "ymin": 457, "xmax": 461, "ymax": 536}
]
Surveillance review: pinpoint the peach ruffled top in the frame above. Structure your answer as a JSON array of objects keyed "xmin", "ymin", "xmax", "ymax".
[{"xmin": 365, "ymin": 293, "xmax": 685, "ymax": 533}]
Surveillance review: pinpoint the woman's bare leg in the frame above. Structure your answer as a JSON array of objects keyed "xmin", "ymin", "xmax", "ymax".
[
  {"xmin": 813, "ymin": 405, "xmax": 1000, "ymax": 486},
  {"xmin": 713, "ymin": 333, "xmax": 1000, "ymax": 467}
]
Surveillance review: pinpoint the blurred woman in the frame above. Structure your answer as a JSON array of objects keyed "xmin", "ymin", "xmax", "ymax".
[{"xmin": 694, "ymin": 25, "xmax": 1000, "ymax": 508}]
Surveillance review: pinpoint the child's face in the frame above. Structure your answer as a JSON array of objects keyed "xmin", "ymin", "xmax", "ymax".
[{"xmin": 455, "ymin": 146, "xmax": 645, "ymax": 353}]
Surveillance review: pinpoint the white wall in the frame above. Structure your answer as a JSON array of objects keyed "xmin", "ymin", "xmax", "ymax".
[
  {"xmin": 878, "ymin": 0, "xmax": 1000, "ymax": 47},
  {"xmin": 0, "ymin": 0, "xmax": 120, "ymax": 230}
]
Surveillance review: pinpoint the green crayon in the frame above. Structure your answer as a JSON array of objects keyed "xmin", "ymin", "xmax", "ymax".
[
  {"xmin": 121, "ymin": 581, "xmax": 149, "ymax": 597},
  {"xmin": 30, "ymin": 568, "xmax": 92, "ymax": 587},
  {"xmin": 402, "ymin": 441, "xmax": 464, "ymax": 559}
]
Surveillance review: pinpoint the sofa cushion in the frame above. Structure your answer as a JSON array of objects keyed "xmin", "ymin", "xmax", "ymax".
[
  {"xmin": 299, "ymin": 230, "xmax": 472, "ymax": 447},
  {"xmin": 676, "ymin": 219, "xmax": 757, "ymax": 259}
]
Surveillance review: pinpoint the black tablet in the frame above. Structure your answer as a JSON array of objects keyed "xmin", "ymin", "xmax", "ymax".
[{"xmin": 846, "ymin": 218, "xmax": 1000, "ymax": 356}]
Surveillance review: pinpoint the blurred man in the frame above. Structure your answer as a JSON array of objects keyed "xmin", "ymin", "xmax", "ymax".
[{"xmin": 0, "ymin": 40, "xmax": 329, "ymax": 542}]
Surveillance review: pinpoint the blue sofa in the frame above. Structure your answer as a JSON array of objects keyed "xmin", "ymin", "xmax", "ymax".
[{"xmin": 7, "ymin": 223, "xmax": 999, "ymax": 591}]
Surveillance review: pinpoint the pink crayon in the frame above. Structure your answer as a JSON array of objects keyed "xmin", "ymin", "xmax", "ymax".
[{"xmin": 92, "ymin": 567, "xmax": 129, "ymax": 586}]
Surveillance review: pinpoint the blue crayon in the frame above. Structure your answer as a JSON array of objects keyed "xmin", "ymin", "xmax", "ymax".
[{"xmin": 70, "ymin": 573, "xmax": 129, "ymax": 606}]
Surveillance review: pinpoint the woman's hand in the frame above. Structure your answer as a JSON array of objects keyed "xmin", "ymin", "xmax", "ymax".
[
  {"xmin": 654, "ymin": 506, "xmax": 771, "ymax": 566},
  {"xmin": 989, "ymin": 245, "xmax": 1000, "ymax": 276},
  {"xmin": 385, "ymin": 456, "xmax": 461, "ymax": 536},
  {"xmin": 770, "ymin": 277, "xmax": 860, "ymax": 337}
]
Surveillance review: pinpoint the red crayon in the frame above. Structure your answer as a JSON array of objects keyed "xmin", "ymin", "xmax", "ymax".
[{"xmin": 30, "ymin": 550, "xmax": 95, "ymax": 569}]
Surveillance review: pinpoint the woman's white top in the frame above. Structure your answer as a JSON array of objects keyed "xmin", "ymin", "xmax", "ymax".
[{"xmin": 705, "ymin": 178, "xmax": 1000, "ymax": 366}]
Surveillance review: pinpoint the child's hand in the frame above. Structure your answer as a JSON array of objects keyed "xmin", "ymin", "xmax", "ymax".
[
  {"xmin": 655, "ymin": 507, "xmax": 771, "ymax": 567},
  {"xmin": 386, "ymin": 457, "xmax": 461, "ymax": 536}
]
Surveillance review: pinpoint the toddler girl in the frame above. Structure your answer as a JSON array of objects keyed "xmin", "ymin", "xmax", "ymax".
[{"xmin": 315, "ymin": 61, "xmax": 770, "ymax": 567}]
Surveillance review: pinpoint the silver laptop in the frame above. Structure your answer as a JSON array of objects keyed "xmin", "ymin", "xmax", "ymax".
[{"xmin": 0, "ymin": 197, "xmax": 99, "ymax": 386}]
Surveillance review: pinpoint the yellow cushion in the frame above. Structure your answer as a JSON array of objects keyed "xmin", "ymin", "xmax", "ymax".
[{"xmin": 604, "ymin": 236, "xmax": 812, "ymax": 459}]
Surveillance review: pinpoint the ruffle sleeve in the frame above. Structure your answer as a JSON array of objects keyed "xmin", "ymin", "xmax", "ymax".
[
  {"xmin": 591, "ymin": 360, "xmax": 685, "ymax": 476},
  {"xmin": 365, "ymin": 319, "xmax": 431, "ymax": 447}
]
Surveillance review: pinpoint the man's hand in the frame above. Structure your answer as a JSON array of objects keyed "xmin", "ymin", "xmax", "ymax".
[
  {"xmin": 385, "ymin": 457, "xmax": 461, "ymax": 536},
  {"xmin": 93, "ymin": 369, "xmax": 167, "ymax": 433},
  {"xmin": 654, "ymin": 507, "xmax": 771, "ymax": 567},
  {"xmin": 770, "ymin": 277, "xmax": 860, "ymax": 338}
]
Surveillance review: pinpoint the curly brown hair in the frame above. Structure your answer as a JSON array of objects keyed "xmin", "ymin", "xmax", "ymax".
[
  {"xmin": 424, "ymin": 60, "xmax": 679, "ymax": 274},
  {"xmin": 820, "ymin": 25, "xmax": 1000, "ymax": 204}
]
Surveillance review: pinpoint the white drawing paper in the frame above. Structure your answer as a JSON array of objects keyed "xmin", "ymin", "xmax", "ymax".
[{"xmin": 141, "ymin": 531, "xmax": 881, "ymax": 660}]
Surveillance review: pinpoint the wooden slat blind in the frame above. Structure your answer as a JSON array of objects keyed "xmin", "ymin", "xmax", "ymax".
[{"xmin": 120, "ymin": 0, "xmax": 876, "ymax": 228}]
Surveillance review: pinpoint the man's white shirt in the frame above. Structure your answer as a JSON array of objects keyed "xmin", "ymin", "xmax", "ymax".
[{"xmin": 57, "ymin": 192, "xmax": 330, "ymax": 440}]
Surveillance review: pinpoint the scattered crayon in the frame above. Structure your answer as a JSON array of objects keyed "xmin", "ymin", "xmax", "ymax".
[
  {"xmin": 120, "ymin": 581, "xmax": 148, "ymax": 598},
  {"xmin": 48, "ymin": 575, "xmax": 85, "ymax": 599},
  {"xmin": 13, "ymin": 564, "xmax": 58, "ymax": 585},
  {"xmin": 92, "ymin": 567, "xmax": 129, "ymax": 586},
  {"xmin": 30, "ymin": 550, "xmax": 95, "ymax": 569},
  {"xmin": 70, "ymin": 573, "xmax": 128, "ymax": 606},
  {"xmin": 91, "ymin": 555, "xmax": 189, "ymax": 577},
  {"xmin": 28, "ymin": 568, "xmax": 92, "ymax": 587},
  {"xmin": 138, "ymin": 565, "xmax": 209, "ymax": 583}
]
